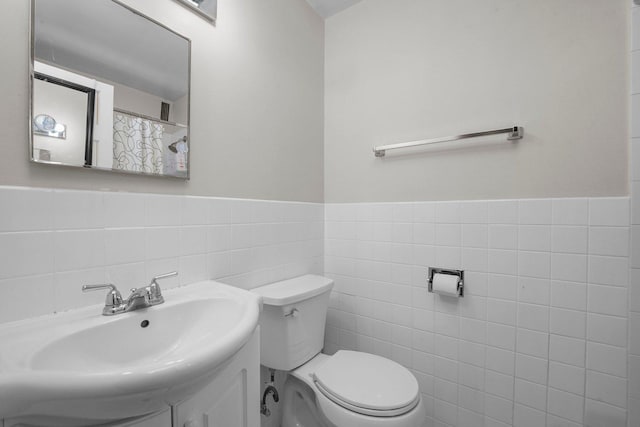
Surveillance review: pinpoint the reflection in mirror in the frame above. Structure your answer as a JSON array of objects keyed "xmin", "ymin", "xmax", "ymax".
[
  {"xmin": 175, "ymin": 0, "xmax": 217, "ymax": 23},
  {"xmin": 31, "ymin": 0, "xmax": 191, "ymax": 179}
]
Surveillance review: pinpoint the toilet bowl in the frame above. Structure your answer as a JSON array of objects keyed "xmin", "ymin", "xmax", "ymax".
[{"xmin": 252, "ymin": 275, "xmax": 426, "ymax": 427}]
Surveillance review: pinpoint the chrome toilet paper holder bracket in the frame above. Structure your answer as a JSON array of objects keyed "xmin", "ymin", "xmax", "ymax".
[{"xmin": 428, "ymin": 267, "xmax": 464, "ymax": 297}]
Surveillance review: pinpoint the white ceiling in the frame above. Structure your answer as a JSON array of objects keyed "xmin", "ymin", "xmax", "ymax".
[{"xmin": 305, "ymin": 0, "xmax": 362, "ymax": 18}]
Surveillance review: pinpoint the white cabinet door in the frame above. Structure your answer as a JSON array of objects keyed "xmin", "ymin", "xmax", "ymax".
[{"xmin": 174, "ymin": 329, "xmax": 260, "ymax": 427}]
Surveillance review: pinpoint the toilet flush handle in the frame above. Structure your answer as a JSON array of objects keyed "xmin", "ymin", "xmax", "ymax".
[{"xmin": 284, "ymin": 308, "xmax": 299, "ymax": 318}]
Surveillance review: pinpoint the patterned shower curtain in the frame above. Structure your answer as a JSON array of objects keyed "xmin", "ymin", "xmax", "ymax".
[{"xmin": 113, "ymin": 112, "xmax": 164, "ymax": 174}]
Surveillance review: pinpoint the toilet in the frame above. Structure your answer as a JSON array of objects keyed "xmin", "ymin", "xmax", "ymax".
[{"xmin": 251, "ymin": 275, "xmax": 426, "ymax": 427}]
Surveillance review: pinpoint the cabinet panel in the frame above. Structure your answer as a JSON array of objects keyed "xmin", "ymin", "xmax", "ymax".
[{"xmin": 174, "ymin": 328, "xmax": 260, "ymax": 427}]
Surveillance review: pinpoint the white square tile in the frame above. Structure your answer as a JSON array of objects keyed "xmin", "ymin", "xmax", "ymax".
[
  {"xmin": 588, "ymin": 227, "xmax": 629, "ymax": 257},
  {"xmin": 392, "ymin": 203, "xmax": 413, "ymax": 223},
  {"xmin": 53, "ymin": 190, "xmax": 104, "ymax": 230},
  {"xmin": 518, "ymin": 251, "xmax": 550, "ymax": 279},
  {"xmin": 549, "ymin": 334, "xmax": 585, "ymax": 367},
  {"xmin": 209, "ymin": 198, "xmax": 232, "ymax": 224},
  {"xmin": 435, "ymin": 202, "xmax": 460, "ymax": 224},
  {"xmin": 631, "ymin": 398, "xmax": 640, "ymax": 427},
  {"xmin": 552, "ymin": 198, "xmax": 588, "ymax": 225},
  {"xmin": 414, "ymin": 223, "xmax": 435, "ymax": 245},
  {"xmin": 586, "ymin": 370, "xmax": 627, "ymax": 408},
  {"xmin": 519, "ymin": 225, "xmax": 550, "ymax": 252},
  {"xmin": 586, "ymin": 341, "xmax": 627, "ymax": 377},
  {"xmin": 587, "ymin": 313, "xmax": 627, "ymax": 347},
  {"xmin": 634, "ymin": 7, "xmax": 640, "ymax": 50},
  {"xmin": 485, "ymin": 370, "xmax": 514, "ymax": 400},
  {"xmin": 589, "ymin": 198, "xmax": 630, "ymax": 227},
  {"xmin": 53, "ymin": 230, "xmax": 105, "ymax": 272},
  {"xmin": 515, "ymin": 353, "xmax": 548, "ymax": 385},
  {"xmin": 634, "ymin": 94, "xmax": 640, "ymax": 138},
  {"xmin": 207, "ymin": 225, "xmax": 232, "ymax": 253},
  {"xmin": 634, "ymin": 226, "xmax": 640, "ymax": 268},
  {"xmin": 462, "ymin": 224, "xmax": 488, "ymax": 248},
  {"xmin": 488, "ymin": 274, "xmax": 518, "ymax": 300},
  {"xmin": 460, "ymin": 317, "xmax": 486, "ymax": 344},
  {"xmin": 547, "ymin": 388, "xmax": 584, "ymax": 424},
  {"xmin": 548, "ymin": 361, "xmax": 585, "ymax": 395},
  {"xmin": 519, "ymin": 199, "xmax": 552, "ymax": 225},
  {"xmin": 551, "ymin": 253, "xmax": 587, "ymax": 282},
  {"xmin": 462, "ymin": 248, "xmax": 488, "ymax": 272},
  {"xmin": 0, "ymin": 187, "xmax": 53, "ymax": 232},
  {"xmin": 181, "ymin": 196, "xmax": 209, "ymax": 225},
  {"xmin": 104, "ymin": 192, "xmax": 146, "ymax": 227},
  {"xmin": 435, "ymin": 224, "xmax": 461, "ymax": 246},
  {"xmin": 484, "ymin": 393, "xmax": 513, "ymax": 425},
  {"xmin": 587, "ymin": 284, "xmax": 628, "ymax": 316},
  {"xmin": 489, "ymin": 225, "xmax": 518, "ymax": 250},
  {"xmin": 630, "ymin": 355, "xmax": 640, "ymax": 399},
  {"xmin": 514, "ymin": 378, "xmax": 547, "ymax": 411},
  {"xmin": 488, "ymin": 250, "xmax": 517, "ymax": 275},
  {"xmin": 486, "ymin": 347, "xmax": 515, "ymax": 375},
  {"xmin": 460, "ymin": 201, "xmax": 488, "ymax": 224},
  {"xmin": 53, "ymin": 267, "xmax": 106, "ymax": 312},
  {"xmin": 632, "ymin": 180, "xmax": 640, "ymax": 223},
  {"xmin": 584, "ymin": 399, "xmax": 627, "ymax": 427},
  {"xmin": 458, "ymin": 339, "xmax": 485, "ymax": 367},
  {"xmin": 145, "ymin": 227, "xmax": 180, "ymax": 260},
  {"xmin": 588, "ymin": 255, "xmax": 628, "ymax": 287},
  {"xmin": 513, "ymin": 403, "xmax": 546, "ymax": 427},
  {"xmin": 487, "ymin": 298, "xmax": 516, "ymax": 325},
  {"xmin": 435, "ymin": 246, "xmax": 461, "ymax": 269},
  {"xmin": 104, "ymin": 228, "xmax": 146, "ymax": 265},
  {"xmin": 516, "ymin": 328, "xmax": 549, "ymax": 359},
  {"xmin": 0, "ymin": 274, "xmax": 55, "ymax": 323},
  {"xmin": 517, "ymin": 303, "xmax": 549, "ymax": 332},
  {"xmin": 0, "ymin": 231, "xmax": 54, "ymax": 279},
  {"xmin": 146, "ymin": 194, "xmax": 182, "ymax": 227},
  {"xmin": 550, "ymin": 280, "xmax": 587, "ymax": 311},
  {"xmin": 549, "ymin": 307, "xmax": 586, "ymax": 339},
  {"xmin": 459, "ymin": 385, "xmax": 485, "ymax": 414},
  {"xmin": 413, "ymin": 202, "xmax": 435, "ymax": 223},
  {"xmin": 631, "ymin": 312, "xmax": 640, "ymax": 355},
  {"xmin": 488, "ymin": 200, "xmax": 518, "ymax": 224},
  {"xmin": 551, "ymin": 226, "xmax": 588, "ymax": 254},
  {"xmin": 487, "ymin": 322, "xmax": 516, "ymax": 351},
  {"xmin": 518, "ymin": 277, "xmax": 550, "ymax": 305},
  {"xmin": 179, "ymin": 254, "xmax": 209, "ymax": 285},
  {"xmin": 546, "ymin": 415, "xmax": 582, "ymax": 427},
  {"xmin": 458, "ymin": 407, "xmax": 484, "ymax": 427},
  {"xmin": 105, "ymin": 262, "xmax": 146, "ymax": 292},
  {"xmin": 458, "ymin": 362, "xmax": 484, "ymax": 390},
  {"xmin": 632, "ymin": 270, "xmax": 640, "ymax": 315}
]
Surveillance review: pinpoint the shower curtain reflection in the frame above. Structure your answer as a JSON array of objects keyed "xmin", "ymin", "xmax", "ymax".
[{"xmin": 113, "ymin": 112, "xmax": 164, "ymax": 174}]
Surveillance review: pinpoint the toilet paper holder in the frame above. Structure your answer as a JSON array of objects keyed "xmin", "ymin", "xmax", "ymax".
[{"xmin": 428, "ymin": 267, "xmax": 464, "ymax": 297}]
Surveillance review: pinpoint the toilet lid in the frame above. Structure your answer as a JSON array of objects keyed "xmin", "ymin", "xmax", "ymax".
[{"xmin": 312, "ymin": 351, "xmax": 419, "ymax": 415}]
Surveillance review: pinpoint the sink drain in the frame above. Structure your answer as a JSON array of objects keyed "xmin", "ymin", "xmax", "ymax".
[{"xmin": 140, "ymin": 320, "xmax": 150, "ymax": 328}]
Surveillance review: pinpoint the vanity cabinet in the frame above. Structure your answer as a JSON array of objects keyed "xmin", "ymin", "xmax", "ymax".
[
  {"xmin": 3, "ymin": 330, "xmax": 259, "ymax": 427},
  {"xmin": 173, "ymin": 329, "xmax": 260, "ymax": 427}
]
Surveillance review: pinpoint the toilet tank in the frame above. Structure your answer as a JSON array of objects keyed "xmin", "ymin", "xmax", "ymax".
[{"xmin": 251, "ymin": 275, "xmax": 334, "ymax": 371}]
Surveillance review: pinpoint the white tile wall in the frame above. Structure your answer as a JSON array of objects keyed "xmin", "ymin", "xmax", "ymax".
[
  {"xmin": 0, "ymin": 186, "xmax": 323, "ymax": 324},
  {"xmin": 325, "ymin": 197, "xmax": 630, "ymax": 427},
  {"xmin": 632, "ymin": 3, "xmax": 640, "ymax": 427}
]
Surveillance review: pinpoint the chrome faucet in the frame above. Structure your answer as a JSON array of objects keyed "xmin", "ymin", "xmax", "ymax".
[{"xmin": 83, "ymin": 272, "xmax": 177, "ymax": 316}]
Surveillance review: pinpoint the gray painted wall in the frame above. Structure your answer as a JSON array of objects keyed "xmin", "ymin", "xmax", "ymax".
[
  {"xmin": 324, "ymin": 0, "xmax": 629, "ymax": 202},
  {"xmin": 0, "ymin": 0, "xmax": 324, "ymax": 202}
]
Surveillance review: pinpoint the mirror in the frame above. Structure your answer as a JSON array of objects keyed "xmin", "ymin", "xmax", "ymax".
[
  {"xmin": 31, "ymin": 0, "xmax": 191, "ymax": 179},
  {"xmin": 175, "ymin": 0, "xmax": 217, "ymax": 23}
]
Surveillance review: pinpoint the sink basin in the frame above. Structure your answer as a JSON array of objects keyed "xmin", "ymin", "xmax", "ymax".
[{"xmin": 0, "ymin": 280, "xmax": 261, "ymax": 426}]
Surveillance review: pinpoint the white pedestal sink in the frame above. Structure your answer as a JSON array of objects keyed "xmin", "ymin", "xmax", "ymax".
[{"xmin": 0, "ymin": 280, "xmax": 261, "ymax": 426}]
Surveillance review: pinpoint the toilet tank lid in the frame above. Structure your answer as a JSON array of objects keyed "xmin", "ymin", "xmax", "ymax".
[{"xmin": 251, "ymin": 275, "xmax": 334, "ymax": 306}]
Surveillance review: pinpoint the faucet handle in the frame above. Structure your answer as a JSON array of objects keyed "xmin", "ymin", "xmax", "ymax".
[
  {"xmin": 147, "ymin": 271, "xmax": 177, "ymax": 303},
  {"xmin": 82, "ymin": 284, "xmax": 123, "ymax": 311}
]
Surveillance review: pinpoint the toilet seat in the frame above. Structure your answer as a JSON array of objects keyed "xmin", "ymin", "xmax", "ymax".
[{"xmin": 312, "ymin": 351, "xmax": 420, "ymax": 417}]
